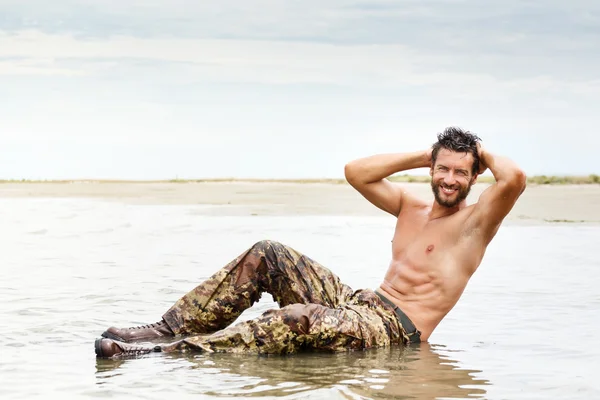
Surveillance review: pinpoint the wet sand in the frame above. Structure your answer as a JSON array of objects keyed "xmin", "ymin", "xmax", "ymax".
[{"xmin": 1, "ymin": 181, "xmax": 598, "ymax": 223}]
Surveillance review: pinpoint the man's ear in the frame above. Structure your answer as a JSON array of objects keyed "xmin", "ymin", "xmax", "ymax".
[
  {"xmin": 429, "ymin": 167, "xmax": 433, "ymax": 177},
  {"xmin": 471, "ymin": 174, "xmax": 479, "ymax": 185}
]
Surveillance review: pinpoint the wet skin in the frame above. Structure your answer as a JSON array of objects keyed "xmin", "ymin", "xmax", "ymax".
[{"xmin": 346, "ymin": 147, "xmax": 526, "ymax": 341}]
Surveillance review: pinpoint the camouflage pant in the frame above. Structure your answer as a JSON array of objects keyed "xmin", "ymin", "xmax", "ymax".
[{"xmin": 161, "ymin": 240, "xmax": 409, "ymax": 354}]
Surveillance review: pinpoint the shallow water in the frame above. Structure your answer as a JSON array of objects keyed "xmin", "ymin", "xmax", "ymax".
[{"xmin": 1, "ymin": 198, "xmax": 599, "ymax": 399}]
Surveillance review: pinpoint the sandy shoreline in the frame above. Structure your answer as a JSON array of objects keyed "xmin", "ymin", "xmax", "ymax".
[{"xmin": 1, "ymin": 181, "xmax": 598, "ymax": 223}]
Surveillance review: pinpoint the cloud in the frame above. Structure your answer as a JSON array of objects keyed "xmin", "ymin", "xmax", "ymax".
[
  {"xmin": 0, "ymin": 57, "xmax": 85, "ymax": 76},
  {"xmin": 1, "ymin": 0, "xmax": 599, "ymax": 46},
  {"xmin": 1, "ymin": 28, "xmax": 598, "ymax": 105},
  {"xmin": 1, "ymin": 0, "xmax": 598, "ymax": 84},
  {"xmin": 0, "ymin": 1, "xmax": 598, "ymax": 88},
  {"xmin": 0, "ymin": 1, "xmax": 598, "ymax": 178}
]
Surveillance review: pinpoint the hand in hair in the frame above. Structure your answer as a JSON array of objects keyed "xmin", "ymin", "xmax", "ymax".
[
  {"xmin": 425, "ymin": 148, "xmax": 433, "ymax": 167},
  {"xmin": 476, "ymin": 142, "xmax": 488, "ymax": 175}
]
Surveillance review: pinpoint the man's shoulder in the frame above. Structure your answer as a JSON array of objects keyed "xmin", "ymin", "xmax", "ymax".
[
  {"xmin": 398, "ymin": 191, "xmax": 429, "ymax": 209},
  {"xmin": 396, "ymin": 198, "xmax": 429, "ymax": 221}
]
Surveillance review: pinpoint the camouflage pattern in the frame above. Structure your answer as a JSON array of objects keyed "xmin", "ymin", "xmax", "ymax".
[{"xmin": 161, "ymin": 240, "xmax": 410, "ymax": 354}]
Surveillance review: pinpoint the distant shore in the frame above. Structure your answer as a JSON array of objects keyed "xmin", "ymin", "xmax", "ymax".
[
  {"xmin": 1, "ymin": 179, "xmax": 598, "ymax": 224},
  {"xmin": 1, "ymin": 173, "xmax": 599, "ymax": 185}
]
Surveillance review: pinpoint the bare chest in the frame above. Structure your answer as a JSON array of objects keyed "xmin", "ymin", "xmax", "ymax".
[
  {"xmin": 390, "ymin": 207, "xmax": 485, "ymax": 281},
  {"xmin": 392, "ymin": 225, "xmax": 446, "ymax": 270},
  {"xmin": 391, "ymin": 212, "xmax": 463, "ymax": 274}
]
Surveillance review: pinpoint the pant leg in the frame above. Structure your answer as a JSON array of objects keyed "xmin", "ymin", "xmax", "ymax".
[
  {"xmin": 162, "ymin": 240, "xmax": 354, "ymax": 335},
  {"xmin": 162, "ymin": 290, "xmax": 407, "ymax": 354}
]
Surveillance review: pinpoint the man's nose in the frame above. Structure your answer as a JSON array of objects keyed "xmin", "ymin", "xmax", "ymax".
[{"xmin": 443, "ymin": 172, "xmax": 456, "ymax": 184}]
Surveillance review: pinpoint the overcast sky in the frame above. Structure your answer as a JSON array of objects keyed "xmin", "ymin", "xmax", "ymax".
[{"xmin": 1, "ymin": 0, "xmax": 598, "ymax": 180}]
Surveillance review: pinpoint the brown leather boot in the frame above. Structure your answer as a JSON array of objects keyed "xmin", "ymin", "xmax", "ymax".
[
  {"xmin": 101, "ymin": 319, "xmax": 175, "ymax": 342},
  {"xmin": 95, "ymin": 338, "xmax": 162, "ymax": 358}
]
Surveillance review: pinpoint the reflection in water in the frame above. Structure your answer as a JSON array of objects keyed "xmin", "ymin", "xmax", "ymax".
[{"xmin": 95, "ymin": 342, "xmax": 489, "ymax": 399}]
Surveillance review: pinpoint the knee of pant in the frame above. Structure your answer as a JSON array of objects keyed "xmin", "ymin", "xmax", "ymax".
[
  {"xmin": 251, "ymin": 239, "xmax": 283, "ymax": 252},
  {"xmin": 280, "ymin": 304, "xmax": 319, "ymax": 335},
  {"xmin": 236, "ymin": 240, "xmax": 276, "ymax": 282}
]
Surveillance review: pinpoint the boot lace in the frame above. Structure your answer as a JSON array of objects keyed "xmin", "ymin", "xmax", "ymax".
[
  {"xmin": 123, "ymin": 344, "xmax": 155, "ymax": 356},
  {"xmin": 128, "ymin": 321, "xmax": 163, "ymax": 331}
]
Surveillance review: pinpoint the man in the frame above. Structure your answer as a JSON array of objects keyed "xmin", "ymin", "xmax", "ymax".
[{"xmin": 95, "ymin": 127, "xmax": 526, "ymax": 358}]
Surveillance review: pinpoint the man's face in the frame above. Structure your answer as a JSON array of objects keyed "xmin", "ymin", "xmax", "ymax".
[{"xmin": 430, "ymin": 149, "xmax": 477, "ymax": 208}]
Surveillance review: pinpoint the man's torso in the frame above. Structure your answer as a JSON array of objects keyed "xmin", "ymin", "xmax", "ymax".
[{"xmin": 378, "ymin": 199, "xmax": 489, "ymax": 340}]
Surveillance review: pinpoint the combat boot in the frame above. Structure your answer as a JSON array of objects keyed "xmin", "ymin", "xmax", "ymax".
[
  {"xmin": 101, "ymin": 319, "xmax": 175, "ymax": 342},
  {"xmin": 95, "ymin": 338, "xmax": 162, "ymax": 358}
]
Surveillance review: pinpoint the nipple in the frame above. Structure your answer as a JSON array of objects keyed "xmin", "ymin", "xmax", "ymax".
[{"xmin": 426, "ymin": 244, "xmax": 434, "ymax": 253}]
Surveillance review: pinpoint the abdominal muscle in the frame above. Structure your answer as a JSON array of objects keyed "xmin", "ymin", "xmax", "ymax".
[{"xmin": 378, "ymin": 258, "xmax": 467, "ymax": 342}]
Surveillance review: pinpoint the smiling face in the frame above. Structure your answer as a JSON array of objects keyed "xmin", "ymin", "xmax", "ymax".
[{"xmin": 430, "ymin": 149, "xmax": 478, "ymax": 208}]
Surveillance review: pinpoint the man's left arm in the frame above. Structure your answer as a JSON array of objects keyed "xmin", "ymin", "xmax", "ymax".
[{"xmin": 467, "ymin": 145, "xmax": 527, "ymax": 239}]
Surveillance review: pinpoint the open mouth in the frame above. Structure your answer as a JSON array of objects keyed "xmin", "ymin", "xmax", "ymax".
[{"xmin": 440, "ymin": 185, "xmax": 458, "ymax": 195}]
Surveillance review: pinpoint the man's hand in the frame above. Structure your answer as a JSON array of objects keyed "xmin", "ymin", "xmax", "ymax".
[
  {"xmin": 476, "ymin": 142, "xmax": 488, "ymax": 175},
  {"xmin": 425, "ymin": 148, "xmax": 433, "ymax": 167}
]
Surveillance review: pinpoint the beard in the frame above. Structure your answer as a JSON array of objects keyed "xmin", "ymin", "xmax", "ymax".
[{"xmin": 431, "ymin": 180, "xmax": 472, "ymax": 208}]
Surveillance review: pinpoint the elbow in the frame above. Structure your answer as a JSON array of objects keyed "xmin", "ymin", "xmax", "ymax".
[
  {"xmin": 513, "ymin": 168, "xmax": 527, "ymax": 194},
  {"xmin": 344, "ymin": 162, "xmax": 359, "ymax": 185}
]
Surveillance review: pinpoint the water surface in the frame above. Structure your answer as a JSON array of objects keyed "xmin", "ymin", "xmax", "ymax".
[{"xmin": 1, "ymin": 198, "xmax": 599, "ymax": 399}]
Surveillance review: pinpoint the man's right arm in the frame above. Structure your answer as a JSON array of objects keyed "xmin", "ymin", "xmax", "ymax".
[
  {"xmin": 344, "ymin": 151, "xmax": 431, "ymax": 217},
  {"xmin": 465, "ymin": 146, "xmax": 527, "ymax": 240}
]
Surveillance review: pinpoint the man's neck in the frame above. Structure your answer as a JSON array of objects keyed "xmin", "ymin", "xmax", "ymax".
[{"xmin": 428, "ymin": 201, "xmax": 467, "ymax": 220}]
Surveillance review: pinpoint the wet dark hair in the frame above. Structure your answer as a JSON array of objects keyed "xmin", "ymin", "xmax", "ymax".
[{"xmin": 431, "ymin": 127, "xmax": 481, "ymax": 175}]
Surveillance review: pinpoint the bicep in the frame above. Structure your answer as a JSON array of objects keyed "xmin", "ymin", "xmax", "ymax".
[{"xmin": 350, "ymin": 179, "xmax": 406, "ymax": 216}]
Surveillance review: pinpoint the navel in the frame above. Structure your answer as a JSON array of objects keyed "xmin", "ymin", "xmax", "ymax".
[{"xmin": 426, "ymin": 244, "xmax": 435, "ymax": 253}]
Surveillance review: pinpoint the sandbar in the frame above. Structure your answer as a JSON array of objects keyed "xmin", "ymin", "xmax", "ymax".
[{"xmin": 0, "ymin": 181, "xmax": 598, "ymax": 224}]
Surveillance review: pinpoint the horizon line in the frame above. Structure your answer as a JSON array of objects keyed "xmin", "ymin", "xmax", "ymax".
[{"xmin": 1, "ymin": 174, "xmax": 598, "ymax": 185}]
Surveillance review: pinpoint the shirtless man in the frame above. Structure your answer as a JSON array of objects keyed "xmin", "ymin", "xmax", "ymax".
[{"xmin": 95, "ymin": 127, "xmax": 526, "ymax": 358}]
